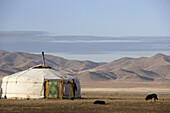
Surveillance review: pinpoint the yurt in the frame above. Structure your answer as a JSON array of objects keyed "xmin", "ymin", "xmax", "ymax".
[{"xmin": 0, "ymin": 53, "xmax": 81, "ymax": 99}]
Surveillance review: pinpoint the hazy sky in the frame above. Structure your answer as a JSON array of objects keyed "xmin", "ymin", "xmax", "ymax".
[
  {"xmin": 0, "ymin": 0, "xmax": 170, "ymax": 37},
  {"xmin": 0, "ymin": 0, "xmax": 170, "ymax": 62}
]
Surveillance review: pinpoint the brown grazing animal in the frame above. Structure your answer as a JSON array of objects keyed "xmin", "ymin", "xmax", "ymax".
[{"xmin": 145, "ymin": 93, "xmax": 158, "ymax": 102}]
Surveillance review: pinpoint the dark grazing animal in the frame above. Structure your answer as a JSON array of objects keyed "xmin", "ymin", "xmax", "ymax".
[
  {"xmin": 94, "ymin": 100, "xmax": 105, "ymax": 104},
  {"xmin": 145, "ymin": 93, "xmax": 158, "ymax": 102}
]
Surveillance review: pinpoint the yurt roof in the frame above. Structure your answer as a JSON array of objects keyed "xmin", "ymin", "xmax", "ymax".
[{"xmin": 3, "ymin": 65, "xmax": 79, "ymax": 83}]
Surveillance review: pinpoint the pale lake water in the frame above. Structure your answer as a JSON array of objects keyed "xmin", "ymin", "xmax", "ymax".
[{"xmin": 0, "ymin": 36, "xmax": 170, "ymax": 62}]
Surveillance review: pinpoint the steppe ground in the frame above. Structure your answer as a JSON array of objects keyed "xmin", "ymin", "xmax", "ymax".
[{"xmin": 0, "ymin": 93, "xmax": 170, "ymax": 113}]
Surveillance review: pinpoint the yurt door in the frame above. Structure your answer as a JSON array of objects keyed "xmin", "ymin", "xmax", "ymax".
[
  {"xmin": 45, "ymin": 80, "xmax": 58, "ymax": 98},
  {"xmin": 45, "ymin": 80, "xmax": 62, "ymax": 99}
]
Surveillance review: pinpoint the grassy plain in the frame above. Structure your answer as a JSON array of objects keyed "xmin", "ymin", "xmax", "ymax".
[{"xmin": 0, "ymin": 93, "xmax": 170, "ymax": 113}]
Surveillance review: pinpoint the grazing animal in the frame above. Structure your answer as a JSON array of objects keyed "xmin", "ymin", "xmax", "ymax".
[
  {"xmin": 94, "ymin": 100, "xmax": 105, "ymax": 104},
  {"xmin": 145, "ymin": 93, "xmax": 158, "ymax": 102}
]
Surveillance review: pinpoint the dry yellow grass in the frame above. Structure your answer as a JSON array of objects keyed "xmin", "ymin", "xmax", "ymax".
[
  {"xmin": 0, "ymin": 93, "xmax": 170, "ymax": 113},
  {"xmin": 81, "ymin": 88, "xmax": 170, "ymax": 94}
]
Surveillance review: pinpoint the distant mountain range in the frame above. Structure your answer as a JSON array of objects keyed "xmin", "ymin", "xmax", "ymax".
[
  {"xmin": 0, "ymin": 50, "xmax": 105, "ymax": 77},
  {"xmin": 76, "ymin": 53, "xmax": 170, "ymax": 82},
  {"xmin": 0, "ymin": 50, "xmax": 170, "ymax": 83}
]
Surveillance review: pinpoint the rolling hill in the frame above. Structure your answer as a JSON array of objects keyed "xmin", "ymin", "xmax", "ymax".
[
  {"xmin": 0, "ymin": 50, "xmax": 170, "ymax": 83},
  {"xmin": 75, "ymin": 53, "xmax": 170, "ymax": 82},
  {"xmin": 0, "ymin": 50, "xmax": 104, "ymax": 77}
]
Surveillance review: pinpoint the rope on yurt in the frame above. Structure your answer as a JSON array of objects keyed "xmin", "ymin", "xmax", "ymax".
[
  {"xmin": 15, "ymin": 69, "xmax": 30, "ymax": 83},
  {"xmin": 4, "ymin": 69, "xmax": 30, "ymax": 98},
  {"xmin": 4, "ymin": 74, "xmax": 13, "ymax": 98}
]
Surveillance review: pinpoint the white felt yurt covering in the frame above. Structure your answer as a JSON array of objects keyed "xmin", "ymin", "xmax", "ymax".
[{"xmin": 1, "ymin": 65, "xmax": 81, "ymax": 99}]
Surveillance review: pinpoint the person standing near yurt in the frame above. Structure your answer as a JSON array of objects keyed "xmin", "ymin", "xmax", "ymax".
[{"xmin": 68, "ymin": 79, "xmax": 77, "ymax": 100}]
